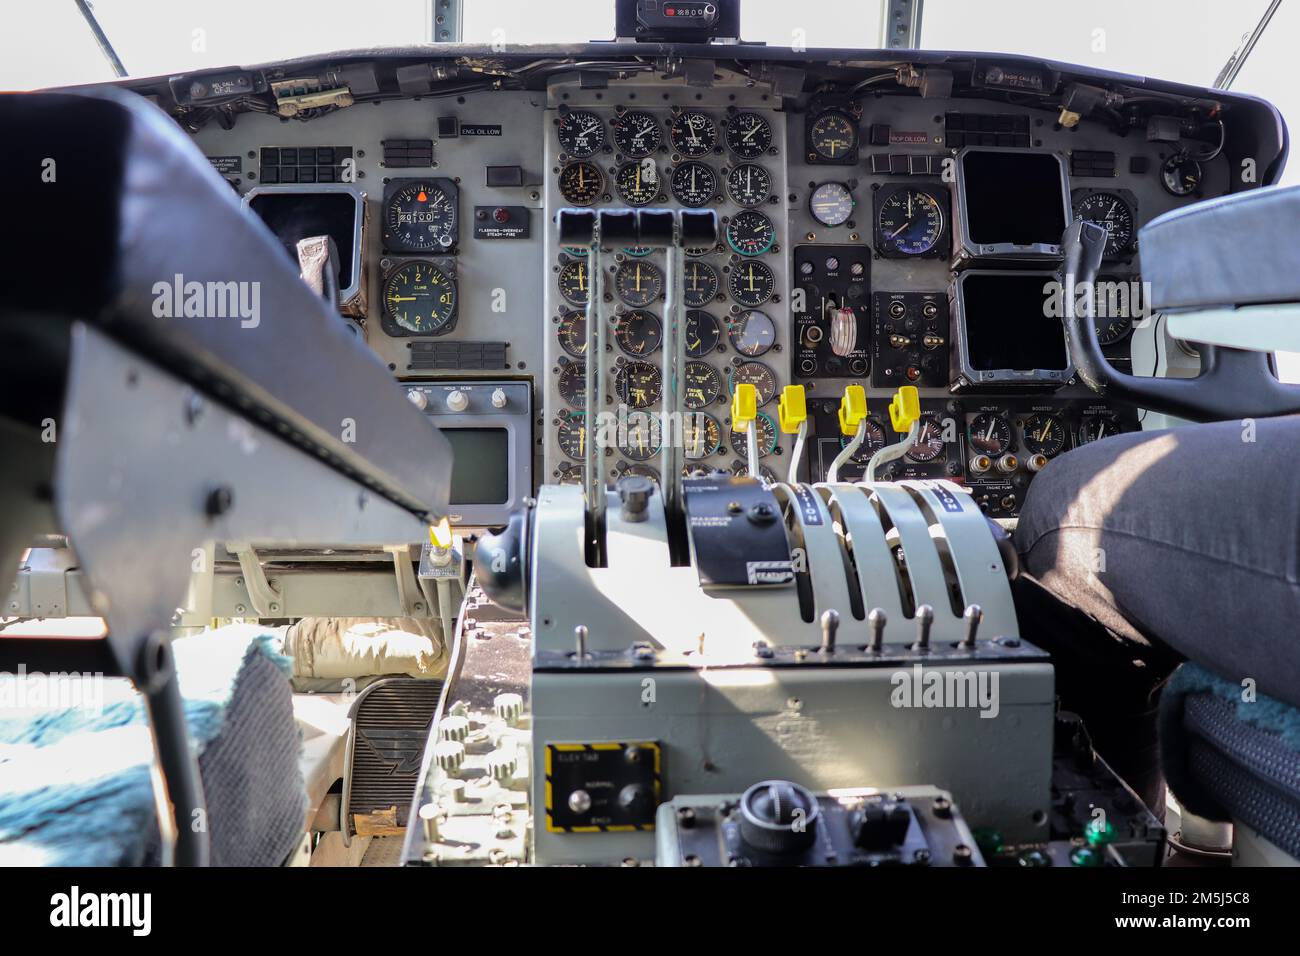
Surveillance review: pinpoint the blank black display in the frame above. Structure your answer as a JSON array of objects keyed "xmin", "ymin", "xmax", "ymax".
[
  {"xmin": 248, "ymin": 192, "xmax": 357, "ymax": 289},
  {"xmin": 444, "ymin": 429, "xmax": 510, "ymax": 505},
  {"xmin": 961, "ymin": 274, "xmax": 1069, "ymax": 372},
  {"xmin": 962, "ymin": 151, "xmax": 1068, "ymax": 247}
]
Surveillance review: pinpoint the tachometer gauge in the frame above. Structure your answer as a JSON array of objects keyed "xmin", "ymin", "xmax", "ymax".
[
  {"xmin": 729, "ymin": 361, "xmax": 778, "ymax": 405},
  {"xmin": 809, "ymin": 111, "xmax": 858, "ymax": 162},
  {"xmin": 685, "ymin": 310, "xmax": 722, "ymax": 357},
  {"xmin": 557, "ymin": 311, "xmax": 587, "ymax": 357},
  {"xmin": 728, "ymin": 259, "xmax": 775, "ymax": 306},
  {"xmin": 619, "ymin": 413, "xmax": 662, "ymax": 461},
  {"xmin": 612, "ymin": 109, "xmax": 662, "ymax": 157},
  {"xmin": 726, "ymin": 163, "xmax": 771, "ymax": 207},
  {"xmin": 615, "ymin": 159, "xmax": 660, "ymax": 205},
  {"xmin": 558, "ymin": 161, "xmax": 603, "ymax": 206},
  {"xmin": 725, "ymin": 210, "xmax": 776, "ymax": 256},
  {"xmin": 839, "ymin": 417, "xmax": 887, "ymax": 462},
  {"xmin": 809, "ymin": 182, "xmax": 854, "ymax": 227},
  {"xmin": 557, "ymin": 109, "xmax": 605, "ymax": 157},
  {"xmin": 968, "ymin": 413, "xmax": 1012, "ymax": 456},
  {"xmin": 614, "ymin": 310, "xmax": 662, "ymax": 355},
  {"xmin": 683, "ymin": 412, "xmax": 723, "ymax": 459},
  {"xmin": 671, "ymin": 161, "xmax": 717, "ymax": 207},
  {"xmin": 730, "ymin": 411, "xmax": 778, "ymax": 458},
  {"xmin": 1160, "ymin": 154, "xmax": 1202, "ymax": 196},
  {"xmin": 556, "ymin": 414, "xmax": 588, "ymax": 461},
  {"xmin": 684, "ymin": 361, "xmax": 722, "ymax": 410},
  {"xmin": 1077, "ymin": 413, "xmax": 1121, "ymax": 446},
  {"xmin": 383, "ymin": 180, "xmax": 457, "ymax": 252},
  {"xmin": 725, "ymin": 112, "xmax": 773, "ymax": 159},
  {"xmin": 558, "ymin": 361, "xmax": 587, "ymax": 409},
  {"xmin": 1021, "ymin": 414, "xmax": 1066, "ymax": 457},
  {"xmin": 615, "ymin": 360, "xmax": 662, "ymax": 409},
  {"xmin": 382, "ymin": 260, "xmax": 457, "ymax": 335},
  {"xmin": 875, "ymin": 187, "xmax": 944, "ymax": 257},
  {"xmin": 1073, "ymin": 192, "xmax": 1135, "ymax": 257},
  {"xmin": 906, "ymin": 413, "xmax": 948, "ymax": 462},
  {"xmin": 558, "ymin": 259, "xmax": 591, "ymax": 306},
  {"xmin": 670, "ymin": 110, "xmax": 716, "ymax": 157},
  {"xmin": 683, "ymin": 261, "xmax": 719, "ymax": 307},
  {"xmin": 614, "ymin": 259, "xmax": 663, "ymax": 307},
  {"xmin": 728, "ymin": 310, "xmax": 776, "ymax": 357}
]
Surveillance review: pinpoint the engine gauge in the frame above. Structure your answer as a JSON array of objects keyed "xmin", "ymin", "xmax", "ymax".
[
  {"xmin": 615, "ymin": 159, "xmax": 660, "ymax": 205},
  {"xmin": 726, "ymin": 163, "xmax": 771, "ymax": 207},
  {"xmin": 558, "ymin": 259, "xmax": 592, "ymax": 306},
  {"xmin": 906, "ymin": 412, "xmax": 948, "ymax": 462},
  {"xmin": 725, "ymin": 112, "xmax": 773, "ymax": 159},
  {"xmin": 557, "ymin": 311, "xmax": 587, "ymax": 357},
  {"xmin": 670, "ymin": 110, "xmax": 717, "ymax": 157},
  {"xmin": 839, "ymin": 417, "xmax": 887, "ymax": 462},
  {"xmin": 382, "ymin": 260, "xmax": 457, "ymax": 335},
  {"xmin": 730, "ymin": 411, "xmax": 778, "ymax": 458},
  {"xmin": 968, "ymin": 413, "xmax": 1012, "ymax": 456},
  {"xmin": 1073, "ymin": 192, "xmax": 1135, "ymax": 257},
  {"xmin": 614, "ymin": 259, "xmax": 664, "ymax": 307},
  {"xmin": 612, "ymin": 109, "xmax": 662, "ymax": 157},
  {"xmin": 1021, "ymin": 414, "xmax": 1066, "ymax": 457},
  {"xmin": 729, "ymin": 361, "xmax": 778, "ymax": 405},
  {"xmin": 1077, "ymin": 413, "xmax": 1121, "ymax": 446},
  {"xmin": 622, "ymin": 246, "xmax": 653, "ymax": 257},
  {"xmin": 685, "ymin": 310, "xmax": 722, "ymax": 357},
  {"xmin": 875, "ymin": 187, "xmax": 945, "ymax": 257},
  {"xmin": 1160, "ymin": 154, "xmax": 1203, "ymax": 196},
  {"xmin": 725, "ymin": 210, "xmax": 776, "ymax": 256},
  {"xmin": 1092, "ymin": 280, "xmax": 1138, "ymax": 345},
  {"xmin": 557, "ymin": 362, "xmax": 587, "ymax": 409},
  {"xmin": 728, "ymin": 310, "xmax": 776, "ymax": 357},
  {"xmin": 684, "ymin": 361, "xmax": 722, "ymax": 410},
  {"xmin": 683, "ymin": 261, "xmax": 719, "ymax": 307},
  {"xmin": 614, "ymin": 310, "xmax": 662, "ymax": 356},
  {"xmin": 809, "ymin": 182, "xmax": 855, "ymax": 227},
  {"xmin": 558, "ymin": 162, "xmax": 603, "ymax": 206},
  {"xmin": 808, "ymin": 110, "xmax": 858, "ymax": 162},
  {"xmin": 556, "ymin": 414, "xmax": 588, "ymax": 461},
  {"xmin": 383, "ymin": 180, "xmax": 458, "ymax": 252},
  {"xmin": 728, "ymin": 259, "xmax": 775, "ymax": 307},
  {"xmin": 618, "ymin": 463, "xmax": 661, "ymax": 483},
  {"xmin": 683, "ymin": 412, "xmax": 723, "ymax": 459},
  {"xmin": 670, "ymin": 161, "xmax": 717, "ymax": 207},
  {"xmin": 619, "ymin": 413, "xmax": 663, "ymax": 461},
  {"xmin": 615, "ymin": 360, "xmax": 663, "ymax": 409},
  {"xmin": 557, "ymin": 109, "xmax": 605, "ymax": 158}
]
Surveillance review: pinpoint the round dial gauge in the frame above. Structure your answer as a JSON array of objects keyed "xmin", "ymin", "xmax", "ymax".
[
  {"xmin": 1093, "ymin": 282, "xmax": 1136, "ymax": 345},
  {"xmin": 839, "ymin": 417, "xmax": 887, "ymax": 463},
  {"xmin": 968, "ymin": 413, "xmax": 1013, "ymax": 456},
  {"xmin": 670, "ymin": 111, "xmax": 716, "ymax": 157},
  {"xmin": 729, "ymin": 361, "xmax": 778, "ymax": 405},
  {"xmin": 558, "ymin": 162, "xmax": 603, "ymax": 206},
  {"xmin": 556, "ymin": 415, "xmax": 588, "ymax": 461},
  {"xmin": 809, "ymin": 110, "xmax": 858, "ymax": 161},
  {"xmin": 876, "ymin": 188, "xmax": 944, "ymax": 256},
  {"xmin": 730, "ymin": 411, "xmax": 778, "ymax": 458},
  {"xmin": 1073, "ymin": 192, "xmax": 1135, "ymax": 257},
  {"xmin": 557, "ymin": 109, "xmax": 605, "ymax": 158},
  {"xmin": 683, "ymin": 412, "xmax": 723, "ymax": 459},
  {"xmin": 1021, "ymin": 414, "xmax": 1066, "ymax": 457},
  {"xmin": 618, "ymin": 463, "xmax": 661, "ymax": 482},
  {"xmin": 622, "ymin": 246, "xmax": 652, "ymax": 257},
  {"xmin": 611, "ymin": 110, "xmax": 662, "ymax": 157},
  {"xmin": 382, "ymin": 260, "xmax": 456, "ymax": 334},
  {"xmin": 614, "ymin": 259, "xmax": 663, "ymax": 307},
  {"xmin": 558, "ymin": 259, "xmax": 591, "ymax": 306},
  {"xmin": 557, "ymin": 312, "xmax": 587, "ymax": 357},
  {"xmin": 615, "ymin": 360, "xmax": 662, "ymax": 409},
  {"xmin": 619, "ymin": 413, "xmax": 662, "ymax": 461},
  {"xmin": 809, "ymin": 182, "xmax": 854, "ymax": 227},
  {"xmin": 728, "ymin": 310, "xmax": 776, "ymax": 357},
  {"xmin": 685, "ymin": 310, "xmax": 722, "ymax": 357},
  {"xmin": 725, "ymin": 210, "xmax": 776, "ymax": 256},
  {"xmin": 1161, "ymin": 155, "xmax": 1203, "ymax": 196},
  {"xmin": 671, "ymin": 161, "xmax": 717, "ymax": 207},
  {"xmin": 728, "ymin": 259, "xmax": 775, "ymax": 307},
  {"xmin": 683, "ymin": 260, "xmax": 719, "ymax": 307},
  {"xmin": 614, "ymin": 159, "xmax": 660, "ymax": 205},
  {"xmin": 557, "ymin": 362, "xmax": 587, "ymax": 409},
  {"xmin": 726, "ymin": 163, "xmax": 771, "ymax": 206},
  {"xmin": 384, "ymin": 181, "xmax": 456, "ymax": 252},
  {"xmin": 725, "ymin": 112, "xmax": 773, "ymax": 159},
  {"xmin": 614, "ymin": 309, "xmax": 662, "ymax": 356},
  {"xmin": 1077, "ymin": 414, "xmax": 1121, "ymax": 446},
  {"xmin": 906, "ymin": 413, "xmax": 948, "ymax": 462},
  {"xmin": 684, "ymin": 361, "xmax": 722, "ymax": 410}
]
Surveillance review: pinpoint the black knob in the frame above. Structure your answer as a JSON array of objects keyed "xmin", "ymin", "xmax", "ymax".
[
  {"xmin": 618, "ymin": 475, "xmax": 654, "ymax": 522},
  {"xmin": 738, "ymin": 780, "xmax": 820, "ymax": 854},
  {"xmin": 472, "ymin": 507, "xmax": 529, "ymax": 613}
]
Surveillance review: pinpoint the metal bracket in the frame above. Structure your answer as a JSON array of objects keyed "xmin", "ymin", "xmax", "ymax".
[
  {"xmin": 227, "ymin": 542, "xmax": 280, "ymax": 617},
  {"xmin": 386, "ymin": 544, "xmax": 429, "ymax": 616},
  {"xmin": 880, "ymin": 0, "xmax": 924, "ymax": 49}
]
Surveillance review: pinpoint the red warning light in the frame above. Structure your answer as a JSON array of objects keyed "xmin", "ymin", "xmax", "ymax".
[{"xmin": 417, "ymin": 190, "xmax": 428, "ymax": 202}]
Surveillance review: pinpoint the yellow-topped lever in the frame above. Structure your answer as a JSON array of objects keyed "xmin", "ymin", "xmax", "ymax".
[
  {"xmin": 837, "ymin": 384, "xmax": 868, "ymax": 436},
  {"xmin": 731, "ymin": 383, "xmax": 761, "ymax": 480},
  {"xmin": 778, "ymin": 385, "xmax": 808, "ymax": 484},
  {"xmin": 888, "ymin": 385, "xmax": 921, "ymax": 435}
]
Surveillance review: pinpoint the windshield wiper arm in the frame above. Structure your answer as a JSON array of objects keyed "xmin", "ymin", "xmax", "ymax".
[
  {"xmin": 1213, "ymin": 0, "xmax": 1282, "ymax": 89},
  {"xmin": 73, "ymin": 0, "xmax": 127, "ymax": 78}
]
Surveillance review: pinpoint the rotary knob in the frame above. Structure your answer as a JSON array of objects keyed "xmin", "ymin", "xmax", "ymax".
[
  {"xmin": 486, "ymin": 747, "xmax": 519, "ymax": 784},
  {"xmin": 490, "ymin": 388, "xmax": 508, "ymax": 408},
  {"xmin": 738, "ymin": 780, "xmax": 821, "ymax": 855},
  {"xmin": 439, "ymin": 715, "xmax": 470, "ymax": 742},
  {"xmin": 493, "ymin": 692, "xmax": 524, "ymax": 726},
  {"xmin": 407, "ymin": 389, "xmax": 428, "ymax": 411},
  {"xmin": 445, "ymin": 390, "xmax": 469, "ymax": 412},
  {"xmin": 434, "ymin": 740, "xmax": 465, "ymax": 774}
]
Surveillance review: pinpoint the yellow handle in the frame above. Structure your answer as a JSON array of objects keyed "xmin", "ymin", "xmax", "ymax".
[
  {"xmin": 837, "ymin": 384, "xmax": 867, "ymax": 437},
  {"xmin": 777, "ymin": 385, "xmax": 807, "ymax": 435},
  {"xmin": 731, "ymin": 382, "xmax": 757, "ymax": 431},
  {"xmin": 888, "ymin": 385, "xmax": 921, "ymax": 434}
]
